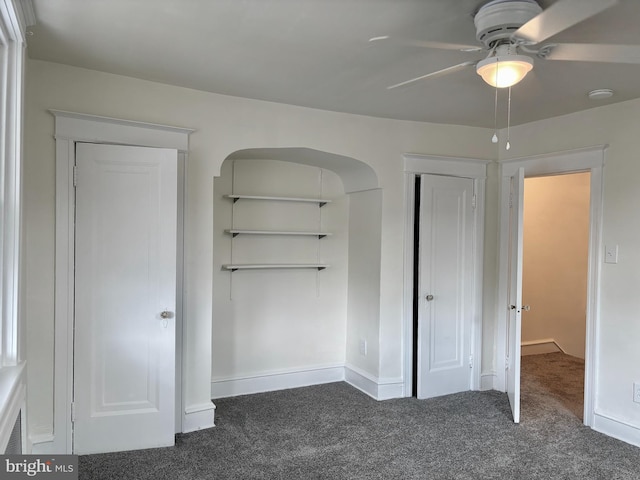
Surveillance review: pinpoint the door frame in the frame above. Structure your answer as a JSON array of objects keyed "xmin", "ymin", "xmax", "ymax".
[
  {"xmin": 497, "ymin": 145, "xmax": 606, "ymax": 426},
  {"xmin": 403, "ymin": 153, "xmax": 489, "ymax": 397},
  {"xmin": 49, "ymin": 110, "xmax": 194, "ymax": 454}
]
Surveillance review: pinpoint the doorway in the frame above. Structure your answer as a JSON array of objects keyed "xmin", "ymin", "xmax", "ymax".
[
  {"xmin": 497, "ymin": 145, "xmax": 605, "ymax": 426},
  {"xmin": 50, "ymin": 111, "xmax": 196, "ymax": 454},
  {"xmin": 402, "ymin": 154, "xmax": 488, "ymax": 398},
  {"xmin": 520, "ymin": 172, "xmax": 591, "ymax": 421}
]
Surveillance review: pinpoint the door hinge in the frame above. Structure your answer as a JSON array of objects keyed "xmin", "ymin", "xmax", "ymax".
[
  {"xmin": 509, "ymin": 192, "xmax": 513, "ymax": 208},
  {"xmin": 505, "ymin": 357, "xmax": 510, "ymax": 370},
  {"xmin": 469, "ymin": 354, "xmax": 473, "ymax": 368},
  {"xmin": 472, "ymin": 194, "xmax": 477, "ymax": 209},
  {"xmin": 71, "ymin": 402, "xmax": 75, "ymax": 422},
  {"xmin": 73, "ymin": 166, "xmax": 78, "ymax": 187}
]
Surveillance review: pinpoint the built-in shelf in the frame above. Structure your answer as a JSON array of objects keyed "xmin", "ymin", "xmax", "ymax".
[
  {"xmin": 226, "ymin": 194, "xmax": 331, "ymax": 207},
  {"xmin": 222, "ymin": 264, "xmax": 329, "ymax": 272},
  {"xmin": 225, "ymin": 229, "xmax": 331, "ymax": 239},
  {"xmin": 225, "ymin": 186, "xmax": 331, "ymax": 275}
]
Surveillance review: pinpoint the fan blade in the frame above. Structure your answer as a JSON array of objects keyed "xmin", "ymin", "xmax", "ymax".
[
  {"xmin": 513, "ymin": 0, "xmax": 618, "ymax": 44},
  {"xmin": 387, "ymin": 61, "xmax": 476, "ymax": 90},
  {"xmin": 369, "ymin": 36, "xmax": 482, "ymax": 52},
  {"xmin": 545, "ymin": 43, "xmax": 640, "ymax": 64}
]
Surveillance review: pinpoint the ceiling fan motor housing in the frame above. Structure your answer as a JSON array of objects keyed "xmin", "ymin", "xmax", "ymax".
[{"xmin": 474, "ymin": 0, "xmax": 543, "ymax": 46}]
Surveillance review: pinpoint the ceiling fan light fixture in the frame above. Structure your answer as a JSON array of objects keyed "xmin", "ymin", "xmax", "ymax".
[{"xmin": 476, "ymin": 54, "xmax": 534, "ymax": 88}]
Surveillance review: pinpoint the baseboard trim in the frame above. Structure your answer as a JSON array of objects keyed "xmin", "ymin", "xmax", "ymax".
[
  {"xmin": 183, "ymin": 402, "xmax": 216, "ymax": 433},
  {"xmin": 211, "ymin": 364, "xmax": 345, "ymax": 399},
  {"xmin": 480, "ymin": 372, "xmax": 496, "ymax": 391},
  {"xmin": 344, "ymin": 364, "xmax": 403, "ymax": 401},
  {"xmin": 521, "ymin": 338, "xmax": 564, "ymax": 356},
  {"xmin": 592, "ymin": 411, "xmax": 640, "ymax": 448},
  {"xmin": 29, "ymin": 434, "xmax": 55, "ymax": 454}
]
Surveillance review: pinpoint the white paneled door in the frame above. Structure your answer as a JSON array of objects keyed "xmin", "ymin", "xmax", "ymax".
[
  {"xmin": 506, "ymin": 167, "xmax": 525, "ymax": 423},
  {"xmin": 418, "ymin": 174, "xmax": 474, "ymax": 398},
  {"xmin": 74, "ymin": 143, "xmax": 178, "ymax": 454}
]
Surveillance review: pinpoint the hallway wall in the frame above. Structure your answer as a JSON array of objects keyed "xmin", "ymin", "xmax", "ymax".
[{"xmin": 521, "ymin": 173, "xmax": 591, "ymax": 359}]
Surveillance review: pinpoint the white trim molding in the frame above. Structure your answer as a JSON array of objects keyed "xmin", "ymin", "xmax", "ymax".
[
  {"xmin": 593, "ymin": 411, "xmax": 640, "ymax": 448},
  {"xmin": 521, "ymin": 338, "xmax": 565, "ymax": 356},
  {"xmin": 402, "ymin": 153, "xmax": 490, "ymax": 398},
  {"xmin": 50, "ymin": 110, "xmax": 193, "ymax": 152},
  {"xmin": 183, "ymin": 403, "xmax": 216, "ymax": 434},
  {"xmin": 211, "ymin": 365, "xmax": 405, "ymax": 402},
  {"xmin": 480, "ymin": 372, "xmax": 496, "ymax": 391},
  {"xmin": 344, "ymin": 364, "xmax": 404, "ymax": 401},
  {"xmin": 29, "ymin": 433, "xmax": 55, "ymax": 455},
  {"xmin": 51, "ymin": 111, "xmax": 195, "ymax": 453},
  {"xmin": 211, "ymin": 364, "xmax": 345, "ymax": 399},
  {"xmin": 496, "ymin": 145, "xmax": 606, "ymax": 429}
]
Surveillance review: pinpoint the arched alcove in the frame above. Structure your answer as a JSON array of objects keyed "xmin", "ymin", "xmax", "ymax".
[
  {"xmin": 211, "ymin": 147, "xmax": 383, "ymax": 397},
  {"xmin": 225, "ymin": 147, "xmax": 378, "ymax": 193}
]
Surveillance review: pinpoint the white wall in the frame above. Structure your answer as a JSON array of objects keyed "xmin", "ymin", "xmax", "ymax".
[
  {"xmin": 211, "ymin": 159, "xmax": 349, "ymax": 392},
  {"xmin": 346, "ymin": 189, "xmax": 382, "ymax": 376},
  {"xmin": 23, "ymin": 59, "xmax": 495, "ymax": 440},
  {"xmin": 501, "ymin": 98, "xmax": 640, "ymax": 439},
  {"xmin": 522, "ymin": 173, "xmax": 590, "ymax": 359},
  {"xmin": 23, "ymin": 57, "xmax": 640, "ymax": 446}
]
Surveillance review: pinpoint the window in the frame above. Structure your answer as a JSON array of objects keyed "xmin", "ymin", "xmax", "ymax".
[
  {"xmin": 0, "ymin": 0, "xmax": 33, "ymax": 365},
  {"xmin": 0, "ymin": 0, "xmax": 33, "ymax": 454}
]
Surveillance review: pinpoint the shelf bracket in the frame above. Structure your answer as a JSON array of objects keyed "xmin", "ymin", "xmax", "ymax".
[
  {"xmin": 319, "ymin": 201, "xmax": 327, "ymax": 208},
  {"xmin": 318, "ymin": 234, "xmax": 327, "ymax": 239},
  {"xmin": 232, "ymin": 232, "xmax": 239, "ymax": 238},
  {"xmin": 317, "ymin": 266, "xmax": 326, "ymax": 271}
]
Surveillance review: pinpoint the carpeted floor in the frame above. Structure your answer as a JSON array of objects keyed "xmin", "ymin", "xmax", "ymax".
[
  {"xmin": 79, "ymin": 355, "xmax": 639, "ymax": 479},
  {"xmin": 521, "ymin": 351, "xmax": 585, "ymax": 421}
]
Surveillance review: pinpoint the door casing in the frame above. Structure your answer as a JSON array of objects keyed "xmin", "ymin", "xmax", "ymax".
[
  {"xmin": 49, "ymin": 110, "xmax": 193, "ymax": 454},
  {"xmin": 403, "ymin": 154, "xmax": 489, "ymax": 397},
  {"xmin": 497, "ymin": 145, "xmax": 606, "ymax": 426}
]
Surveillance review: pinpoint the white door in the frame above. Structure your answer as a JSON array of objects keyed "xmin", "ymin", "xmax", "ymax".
[
  {"xmin": 74, "ymin": 143, "xmax": 178, "ymax": 454},
  {"xmin": 506, "ymin": 167, "xmax": 525, "ymax": 423},
  {"xmin": 417, "ymin": 174, "xmax": 474, "ymax": 398}
]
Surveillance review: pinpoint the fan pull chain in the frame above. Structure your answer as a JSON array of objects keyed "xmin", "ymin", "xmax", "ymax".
[
  {"xmin": 506, "ymin": 86, "xmax": 512, "ymax": 151},
  {"xmin": 492, "ymin": 59, "xmax": 499, "ymax": 144},
  {"xmin": 492, "ymin": 83, "xmax": 498, "ymax": 144}
]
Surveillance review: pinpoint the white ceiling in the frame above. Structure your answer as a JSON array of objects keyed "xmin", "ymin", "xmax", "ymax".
[{"xmin": 26, "ymin": 0, "xmax": 640, "ymax": 128}]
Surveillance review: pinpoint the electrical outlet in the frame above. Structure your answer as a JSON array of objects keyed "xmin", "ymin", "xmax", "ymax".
[
  {"xmin": 359, "ymin": 339, "xmax": 367, "ymax": 356},
  {"xmin": 634, "ymin": 382, "xmax": 640, "ymax": 404}
]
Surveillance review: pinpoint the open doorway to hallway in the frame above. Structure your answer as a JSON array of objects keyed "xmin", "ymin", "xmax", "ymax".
[{"xmin": 520, "ymin": 172, "xmax": 590, "ymax": 421}]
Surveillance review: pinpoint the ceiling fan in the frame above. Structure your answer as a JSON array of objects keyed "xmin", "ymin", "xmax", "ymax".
[{"xmin": 374, "ymin": 0, "xmax": 640, "ymax": 90}]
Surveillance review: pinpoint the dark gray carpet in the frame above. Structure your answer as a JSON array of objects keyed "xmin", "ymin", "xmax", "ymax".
[{"xmin": 79, "ymin": 367, "xmax": 640, "ymax": 479}]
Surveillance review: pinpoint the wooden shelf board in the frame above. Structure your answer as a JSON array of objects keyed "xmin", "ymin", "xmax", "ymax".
[
  {"xmin": 222, "ymin": 264, "xmax": 329, "ymax": 272},
  {"xmin": 225, "ymin": 229, "xmax": 331, "ymax": 238},
  {"xmin": 226, "ymin": 194, "xmax": 331, "ymax": 207}
]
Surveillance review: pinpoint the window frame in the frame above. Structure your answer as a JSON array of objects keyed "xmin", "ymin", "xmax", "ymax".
[{"xmin": 0, "ymin": 0, "xmax": 34, "ymax": 454}]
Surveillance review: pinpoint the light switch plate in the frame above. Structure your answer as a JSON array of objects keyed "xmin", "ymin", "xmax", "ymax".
[{"xmin": 605, "ymin": 245, "xmax": 618, "ymax": 264}]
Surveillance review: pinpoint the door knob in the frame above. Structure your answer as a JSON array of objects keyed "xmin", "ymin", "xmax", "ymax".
[
  {"xmin": 426, "ymin": 294, "xmax": 434, "ymax": 301},
  {"xmin": 160, "ymin": 310, "xmax": 174, "ymax": 319}
]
